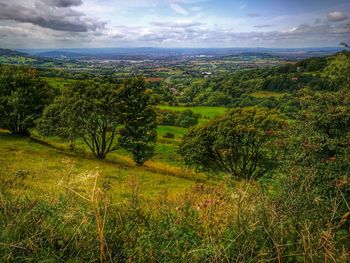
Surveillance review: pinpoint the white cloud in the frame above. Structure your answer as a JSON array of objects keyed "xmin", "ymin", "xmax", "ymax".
[
  {"xmin": 170, "ymin": 1, "xmax": 189, "ymax": 15},
  {"xmin": 327, "ymin": 11, "xmax": 348, "ymax": 22}
]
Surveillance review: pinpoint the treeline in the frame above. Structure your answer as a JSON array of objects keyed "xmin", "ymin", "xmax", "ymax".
[{"xmin": 0, "ymin": 66, "xmax": 157, "ymax": 165}]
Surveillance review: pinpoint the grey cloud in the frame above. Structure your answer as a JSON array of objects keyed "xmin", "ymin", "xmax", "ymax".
[
  {"xmin": 42, "ymin": 0, "xmax": 83, "ymax": 7},
  {"xmin": 151, "ymin": 20, "xmax": 203, "ymax": 28},
  {"xmin": 106, "ymin": 21, "xmax": 350, "ymax": 47},
  {"xmin": 0, "ymin": 0, "xmax": 105, "ymax": 32},
  {"xmin": 327, "ymin": 11, "xmax": 348, "ymax": 22},
  {"xmin": 253, "ymin": 24, "xmax": 274, "ymax": 28}
]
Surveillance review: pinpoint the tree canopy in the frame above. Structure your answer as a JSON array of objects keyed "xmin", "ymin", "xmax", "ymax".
[
  {"xmin": 38, "ymin": 81, "xmax": 121, "ymax": 159},
  {"xmin": 180, "ymin": 107, "xmax": 286, "ymax": 179},
  {"xmin": 0, "ymin": 66, "xmax": 52, "ymax": 136},
  {"xmin": 119, "ymin": 77, "xmax": 157, "ymax": 165}
]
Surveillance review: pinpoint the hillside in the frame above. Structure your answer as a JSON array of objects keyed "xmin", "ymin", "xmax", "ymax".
[
  {"xmin": 174, "ymin": 50, "xmax": 350, "ymax": 111},
  {"xmin": 0, "ymin": 48, "xmax": 28, "ymax": 57},
  {"xmin": 323, "ymin": 50, "xmax": 350, "ymax": 80},
  {"xmin": 0, "ymin": 130, "xmax": 201, "ymax": 200}
]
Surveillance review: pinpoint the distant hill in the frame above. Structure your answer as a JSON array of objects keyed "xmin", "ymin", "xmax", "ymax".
[
  {"xmin": 0, "ymin": 48, "xmax": 28, "ymax": 57},
  {"xmin": 35, "ymin": 51, "xmax": 86, "ymax": 59},
  {"xmin": 20, "ymin": 47, "xmax": 344, "ymax": 60}
]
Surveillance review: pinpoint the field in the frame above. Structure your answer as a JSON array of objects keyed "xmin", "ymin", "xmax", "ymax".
[
  {"xmin": 0, "ymin": 104, "xmax": 217, "ymax": 205},
  {"xmin": 158, "ymin": 105, "xmax": 228, "ymax": 119},
  {"xmin": 0, "ymin": 130, "xmax": 203, "ymax": 201},
  {"xmin": 42, "ymin": 77, "xmax": 76, "ymax": 90}
]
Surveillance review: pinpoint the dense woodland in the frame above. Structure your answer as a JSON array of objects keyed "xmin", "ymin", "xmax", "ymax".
[{"xmin": 0, "ymin": 50, "xmax": 349, "ymax": 262}]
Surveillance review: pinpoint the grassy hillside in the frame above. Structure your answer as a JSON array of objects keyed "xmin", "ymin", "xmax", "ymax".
[
  {"xmin": 323, "ymin": 50, "xmax": 350, "ymax": 79},
  {"xmin": 0, "ymin": 130, "xmax": 203, "ymax": 201}
]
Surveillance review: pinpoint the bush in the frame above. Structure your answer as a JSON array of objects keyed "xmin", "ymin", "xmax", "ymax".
[
  {"xmin": 157, "ymin": 109, "xmax": 200, "ymax": 128},
  {"xmin": 175, "ymin": 109, "xmax": 200, "ymax": 128}
]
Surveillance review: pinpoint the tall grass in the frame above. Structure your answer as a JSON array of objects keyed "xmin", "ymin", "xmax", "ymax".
[{"xmin": 1, "ymin": 166, "xmax": 348, "ymax": 262}]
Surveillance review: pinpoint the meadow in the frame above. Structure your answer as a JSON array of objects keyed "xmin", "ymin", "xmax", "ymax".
[
  {"xmin": 157, "ymin": 105, "xmax": 227, "ymax": 119},
  {"xmin": 0, "ymin": 129, "xmax": 203, "ymax": 201},
  {"xmin": 1, "ymin": 127, "xmax": 347, "ymax": 262}
]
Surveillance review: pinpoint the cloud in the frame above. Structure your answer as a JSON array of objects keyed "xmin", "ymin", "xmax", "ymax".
[
  {"xmin": 2, "ymin": 18, "xmax": 350, "ymax": 49},
  {"xmin": 170, "ymin": 1, "xmax": 189, "ymax": 15},
  {"xmin": 151, "ymin": 20, "xmax": 203, "ymax": 28},
  {"xmin": 101, "ymin": 20, "xmax": 350, "ymax": 48},
  {"xmin": 42, "ymin": 0, "xmax": 83, "ymax": 7},
  {"xmin": 253, "ymin": 24, "xmax": 274, "ymax": 28},
  {"xmin": 0, "ymin": 0, "xmax": 105, "ymax": 32},
  {"xmin": 327, "ymin": 11, "xmax": 348, "ymax": 22}
]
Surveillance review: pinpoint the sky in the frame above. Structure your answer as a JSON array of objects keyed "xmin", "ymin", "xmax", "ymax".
[{"xmin": 0, "ymin": 0, "xmax": 349, "ymax": 48}]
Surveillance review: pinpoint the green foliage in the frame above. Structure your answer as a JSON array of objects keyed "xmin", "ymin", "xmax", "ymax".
[
  {"xmin": 119, "ymin": 77, "xmax": 157, "ymax": 165},
  {"xmin": 38, "ymin": 80, "xmax": 121, "ymax": 159},
  {"xmin": 156, "ymin": 108, "xmax": 200, "ymax": 129},
  {"xmin": 180, "ymin": 107, "xmax": 285, "ymax": 179},
  {"xmin": 175, "ymin": 109, "xmax": 200, "ymax": 128},
  {"xmin": 0, "ymin": 66, "xmax": 52, "ymax": 136},
  {"xmin": 157, "ymin": 109, "xmax": 178, "ymax": 126},
  {"xmin": 276, "ymin": 89, "xmax": 350, "ymax": 241}
]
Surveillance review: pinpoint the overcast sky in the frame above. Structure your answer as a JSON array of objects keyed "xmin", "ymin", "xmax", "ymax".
[{"xmin": 0, "ymin": 0, "xmax": 349, "ymax": 48}]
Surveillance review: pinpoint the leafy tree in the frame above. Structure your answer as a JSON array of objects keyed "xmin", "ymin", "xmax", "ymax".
[
  {"xmin": 36, "ymin": 102, "xmax": 77, "ymax": 151},
  {"xmin": 119, "ymin": 77, "xmax": 157, "ymax": 166},
  {"xmin": 176, "ymin": 109, "xmax": 200, "ymax": 128},
  {"xmin": 206, "ymin": 91, "xmax": 232, "ymax": 106},
  {"xmin": 0, "ymin": 66, "xmax": 52, "ymax": 136},
  {"xmin": 180, "ymin": 107, "xmax": 285, "ymax": 179},
  {"xmin": 38, "ymin": 81, "xmax": 121, "ymax": 159},
  {"xmin": 156, "ymin": 109, "xmax": 178, "ymax": 126}
]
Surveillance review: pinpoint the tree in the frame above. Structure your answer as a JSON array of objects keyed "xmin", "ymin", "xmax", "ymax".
[
  {"xmin": 37, "ymin": 81, "xmax": 121, "ymax": 159},
  {"xmin": 119, "ymin": 77, "xmax": 157, "ymax": 166},
  {"xmin": 180, "ymin": 107, "xmax": 285, "ymax": 179},
  {"xmin": 0, "ymin": 66, "xmax": 52, "ymax": 136},
  {"xmin": 176, "ymin": 109, "xmax": 200, "ymax": 128},
  {"xmin": 36, "ymin": 102, "xmax": 77, "ymax": 151}
]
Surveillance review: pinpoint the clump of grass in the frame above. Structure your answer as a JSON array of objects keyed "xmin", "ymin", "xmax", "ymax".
[{"xmin": 1, "ymin": 168, "xmax": 348, "ymax": 262}]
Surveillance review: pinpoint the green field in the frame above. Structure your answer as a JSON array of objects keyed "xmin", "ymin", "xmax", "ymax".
[
  {"xmin": 157, "ymin": 125, "xmax": 188, "ymax": 139},
  {"xmin": 0, "ymin": 130, "xmax": 202, "ymax": 201},
  {"xmin": 42, "ymin": 77, "xmax": 76, "ymax": 89},
  {"xmin": 158, "ymin": 105, "xmax": 227, "ymax": 119}
]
